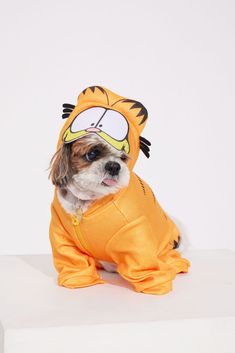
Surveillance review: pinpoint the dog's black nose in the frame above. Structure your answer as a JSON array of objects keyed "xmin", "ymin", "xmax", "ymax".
[{"xmin": 105, "ymin": 161, "xmax": 121, "ymax": 176}]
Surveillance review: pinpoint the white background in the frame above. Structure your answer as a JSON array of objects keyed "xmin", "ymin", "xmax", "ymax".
[{"xmin": 0, "ymin": 0, "xmax": 234, "ymax": 254}]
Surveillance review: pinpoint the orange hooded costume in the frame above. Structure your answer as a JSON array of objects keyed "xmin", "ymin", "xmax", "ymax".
[{"xmin": 49, "ymin": 86, "xmax": 190, "ymax": 295}]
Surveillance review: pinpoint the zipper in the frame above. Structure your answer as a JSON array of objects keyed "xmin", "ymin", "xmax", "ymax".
[{"xmin": 72, "ymin": 207, "xmax": 91, "ymax": 254}]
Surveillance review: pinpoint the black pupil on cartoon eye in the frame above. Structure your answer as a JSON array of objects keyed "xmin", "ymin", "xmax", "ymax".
[
  {"xmin": 99, "ymin": 124, "xmax": 102, "ymax": 127},
  {"xmin": 91, "ymin": 123, "xmax": 95, "ymax": 126},
  {"xmin": 86, "ymin": 150, "xmax": 99, "ymax": 161}
]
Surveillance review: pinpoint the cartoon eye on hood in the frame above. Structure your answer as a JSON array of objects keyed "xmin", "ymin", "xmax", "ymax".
[
  {"xmin": 70, "ymin": 107, "xmax": 105, "ymax": 133},
  {"xmin": 63, "ymin": 107, "xmax": 130, "ymax": 153},
  {"xmin": 95, "ymin": 109, "xmax": 129, "ymax": 141}
]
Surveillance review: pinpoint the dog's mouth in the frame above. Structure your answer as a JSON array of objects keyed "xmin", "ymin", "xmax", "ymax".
[{"xmin": 101, "ymin": 178, "xmax": 118, "ymax": 187}]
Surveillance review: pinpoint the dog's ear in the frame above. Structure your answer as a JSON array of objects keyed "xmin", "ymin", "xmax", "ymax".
[
  {"xmin": 49, "ymin": 144, "xmax": 72, "ymax": 187},
  {"xmin": 139, "ymin": 136, "xmax": 151, "ymax": 158}
]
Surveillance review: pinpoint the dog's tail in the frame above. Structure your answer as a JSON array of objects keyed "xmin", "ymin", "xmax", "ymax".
[{"xmin": 168, "ymin": 214, "xmax": 191, "ymax": 253}]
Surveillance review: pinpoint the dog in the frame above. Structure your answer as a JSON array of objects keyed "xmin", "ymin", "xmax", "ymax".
[
  {"xmin": 49, "ymin": 133, "xmax": 130, "ymax": 272},
  {"xmin": 49, "ymin": 86, "xmax": 190, "ymax": 294}
]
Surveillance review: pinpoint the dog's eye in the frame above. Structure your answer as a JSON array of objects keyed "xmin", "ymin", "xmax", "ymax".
[
  {"xmin": 120, "ymin": 154, "xmax": 128, "ymax": 162},
  {"xmin": 86, "ymin": 150, "xmax": 100, "ymax": 162}
]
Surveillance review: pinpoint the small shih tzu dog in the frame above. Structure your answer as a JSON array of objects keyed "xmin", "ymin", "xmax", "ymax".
[
  {"xmin": 49, "ymin": 133, "xmax": 130, "ymax": 272},
  {"xmin": 49, "ymin": 86, "xmax": 190, "ymax": 295}
]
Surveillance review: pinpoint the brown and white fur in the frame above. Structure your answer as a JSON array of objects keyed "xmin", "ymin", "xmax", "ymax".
[{"xmin": 49, "ymin": 134, "xmax": 131, "ymax": 272}]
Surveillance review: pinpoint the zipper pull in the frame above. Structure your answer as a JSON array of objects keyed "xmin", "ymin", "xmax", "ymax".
[{"xmin": 72, "ymin": 207, "xmax": 83, "ymax": 225}]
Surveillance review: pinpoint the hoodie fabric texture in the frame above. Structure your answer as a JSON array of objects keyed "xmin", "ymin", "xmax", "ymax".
[{"xmin": 49, "ymin": 86, "xmax": 190, "ymax": 295}]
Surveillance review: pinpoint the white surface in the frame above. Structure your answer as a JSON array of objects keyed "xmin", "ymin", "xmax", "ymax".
[
  {"xmin": 0, "ymin": 250, "xmax": 235, "ymax": 353},
  {"xmin": 0, "ymin": 0, "xmax": 235, "ymax": 254}
]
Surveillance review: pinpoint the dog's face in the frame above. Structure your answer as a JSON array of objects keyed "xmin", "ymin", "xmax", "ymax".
[{"xmin": 49, "ymin": 134, "xmax": 130, "ymax": 200}]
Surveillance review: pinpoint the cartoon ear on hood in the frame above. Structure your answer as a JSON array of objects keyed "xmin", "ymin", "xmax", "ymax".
[{"xmin": 57, "ymin": 86, "xmax": 151, "ymax": 170}]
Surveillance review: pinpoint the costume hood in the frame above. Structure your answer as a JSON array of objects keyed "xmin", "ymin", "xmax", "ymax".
[{"xmin": 57, "ymin": 86, "xmax": 149, "ymax": 170}]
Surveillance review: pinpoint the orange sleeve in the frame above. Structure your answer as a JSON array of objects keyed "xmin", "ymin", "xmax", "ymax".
[
  {"xmin": 49, "ymin": 204, "xmax": 105, "ymax": 289},
  {"xmin": 106, "ymin": 216, "xmax": 189, "ymax": 295}
]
